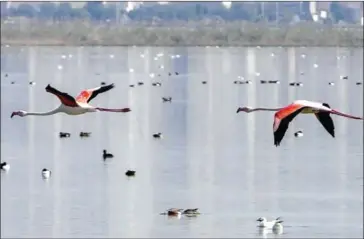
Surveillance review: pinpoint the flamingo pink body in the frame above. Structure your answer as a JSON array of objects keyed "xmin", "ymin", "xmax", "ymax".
[
  {"xmin": 237, "ymin": 100, "xmax": 363, "ymax": 146},
  {"xmin": 11, "ymin": 83, "xmax": 131, "ymax": 118}
]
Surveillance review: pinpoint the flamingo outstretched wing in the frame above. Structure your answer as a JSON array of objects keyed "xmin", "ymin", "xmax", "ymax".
[
  {"xmin": 330, "ymin": 109, "xmax": 363, "ymax": 120},
  {"xmin": 315, "ymin": 112, "xmax": 335, "ymax": 137},
  {"xmin": 273, "ymin": 104, "xmax": 307, "ymax": 146},
  {"xmin": 45, "ymin": 84, "xmax": 78, "ymax": 107},
  {"xmin": 75, "ymin": 83, "xmax": 115, "ymax": 104}
]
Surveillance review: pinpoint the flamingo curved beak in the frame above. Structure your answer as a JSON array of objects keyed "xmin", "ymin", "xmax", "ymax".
[
  {"xmin": 122, "ymin": 108, "xmax": 131, "ymax": 113},
  {"xmin": 10, "ymin": 112, "xmax": 16, "ymax": 118},
  {"xmin": 236, "ymin": 108, "xmax": 242, "ymax": 113}
]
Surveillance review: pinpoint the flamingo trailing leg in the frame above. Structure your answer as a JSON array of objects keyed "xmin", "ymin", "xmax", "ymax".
[
  {"xmin": 11, "ymin": 83, "xmax": 131, "ymax": 118},
  {"xmin": 237, "ymin": 100, "xmax": 363, "ymax": 146}
]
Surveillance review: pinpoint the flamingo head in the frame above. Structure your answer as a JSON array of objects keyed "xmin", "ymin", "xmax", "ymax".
[
  {"xmin": 236, "ymin": 107, "xmax": 253, "ymax": 113},
  {"xmin": 11, "ymin": 110, "xmax": 27, "ymax": 118}
]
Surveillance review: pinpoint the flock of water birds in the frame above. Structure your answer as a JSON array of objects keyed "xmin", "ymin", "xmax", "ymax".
[{"xmin": 1, "ymin": 46, "xmax": 364, "ymax": 234}]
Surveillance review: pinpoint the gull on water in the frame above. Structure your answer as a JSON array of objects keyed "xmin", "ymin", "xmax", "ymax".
[{"xmin": 256, "ymin": 217, "xmax": 283, "ymax": 230}]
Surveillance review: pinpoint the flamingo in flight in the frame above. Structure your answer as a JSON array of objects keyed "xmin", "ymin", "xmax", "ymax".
[
  {"xmin": 11, "ymin": 83, "xmax": 131, "ymax": 118},
  {"xmin": 236, "ymin": 100, "xmax": 363, "ymax": 146}
]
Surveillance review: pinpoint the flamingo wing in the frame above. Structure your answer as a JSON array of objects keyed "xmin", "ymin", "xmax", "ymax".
[
  {"xmin": 315, "ymin": 112, "xmax": 335, "ymax": 137},
  {"xmin": 75, "ymin": 83, "xmax": 115, "ymax": 103},
  {"xmin": 273, "ymin": 104, "xmax": 307, "ymax": 146},
  {"xmin": 45, "ymin": 84, "xmax": 78, "ymax": 107},
  {"xmin": 330, "ymin": 109, "xmax": 363, "ymax": 120}
]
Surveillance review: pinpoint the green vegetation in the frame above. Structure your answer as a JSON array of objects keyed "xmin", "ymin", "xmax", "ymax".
[
  {"xmin": 1, "ymin": 2, "xmax": 362, "ymax": 47},
  {"xmin": 1, "ymin": 20, "xmax": 363, "ymax": 47}
]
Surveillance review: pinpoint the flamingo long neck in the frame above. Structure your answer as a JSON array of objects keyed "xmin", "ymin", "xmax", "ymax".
[
  {"xmin": 253, "ymin": 107, "xmax": 283, "ymax": 112},
  {"xmin": 26, "ymin": 107, "xmax": 61, "ymax": 116}
]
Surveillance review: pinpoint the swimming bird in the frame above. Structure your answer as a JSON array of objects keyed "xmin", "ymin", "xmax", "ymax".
[
  {"xmin": 356, "ymin": 82, "xmax": 362, "ymax": 85},
  {"xmin": 237, "ymin": 100, "xmax": 363, "ymax": 146},
  {"xmin": 272, "ymin": 220, "xmax": 284, "ymax": 234},
  {"xmin": 11, "ymin": 83, "xmax": 131, "ymax": 118},
  {"xmin": 152, "ymin": 82, "xmax": 162, "ymax": 87},
  {"xmin": 234, "ymin": 80, "xmax": 252, "ymax": 85},
  {"xmin": 79, "ymin": 132, "xmax": 91, "ymax": 137},
  {"xmin": 256, "ymin": 217, "xmax": 283, "ymax": 229},
  {"xmin": 153, "ymin": 133, "xmax": 163, "ymax": 139},
  {"xmin": 162, "ymin": 97, "xmax": 172, "ymax": 103},
  {"xmin": 1, "ymin": 162, "xmax": 10, "ymax": 171},
  {"xmin": 289, "ymin": 82, "xmax": 303, "ymax": 86},
  {"xmin": 329, "ymin": 82, "xmax": 335, "ymax": 86},
  {"xmin": 201, "ymin": 81, "xmax": 207, "ymax": 84},
  {"xmin": 160, "ymin": 208, "xmax": 184, "ymax": 217},
  {"xmin": 137, "ymin": 82, "xmax": 144, "ymax": 86},
  {"xmin": 294, "ymin": 130, "xmax": 303, "ymax": 137},
  {"xmin": 59, "ymin": 132, "xmax": 71, "ymax": 138},
  {"xmin": 42, "ymin": 168, "xmax": 51, "ymax": 179},
  {"xmin": 125, "ymin": 170, "xmax": 136, "ymax": 177},
  {"xmin": 182, "ymin": 208, "xmax": 200, "ymax": 216},
  {"xmin": 103, "ymin": 150, "xmax": 113, "ymax": 160},
  {"xmin": 340, "ymin": 75, "xmax": 348, "ymax": 80}
]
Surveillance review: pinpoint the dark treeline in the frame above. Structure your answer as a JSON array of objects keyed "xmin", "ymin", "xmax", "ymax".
[{"xmin": 0, "ymin": 2, "xmax": 360, "ymax": 24}]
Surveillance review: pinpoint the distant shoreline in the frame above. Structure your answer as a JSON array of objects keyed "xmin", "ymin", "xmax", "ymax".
[{"xmin": 1, "ymin": 20, "xmax": 363, "ymax": 47}]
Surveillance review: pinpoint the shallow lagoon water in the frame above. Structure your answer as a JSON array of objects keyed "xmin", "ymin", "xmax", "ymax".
[{"xmin": 1, "ymin": 46, "xmax": 363, "ymax": 238}]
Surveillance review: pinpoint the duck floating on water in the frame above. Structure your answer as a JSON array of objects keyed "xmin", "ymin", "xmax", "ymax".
[
  {"xmin": 160, "ymin": 208, "xmax": 200, "ymax": 217},
  {"xmin": 1, "ymin": 162, "xmax": 10, "ymax": 171},
  {"xmin": 59, "ymin": 132, "xmax": 71, "ymax": 138},
  {"xmin": 289, "ymin": 82, "xmax": 303, "ymax": 86},
  {"xmin": 162, "ymin": 97, "xmax": 172, "ymax": 103},
  {"xmin": 79, "ymin": 132, "xmax": 91, "ymax": 137},
  {"xmin": 182, "ymin": 208, "xmax": 200, "ymax": 216},
  {"xmin": 160, "ymin": 208, "xmax": 184, "ymax": 217},
  {"xmin": 42, "ymin": 168, "xmax": 51, "ymax": 179},
  {"xmin": 103, "ymin": 150, "xmax": 113, "ymax": 160},
  {"xmin": 125, "ymin": 170, "xmax": 136, "ymax": 177},
  {"xmin": 152, "ymin": 82, "xmax": 162, "ymax": 87},
  {"xmin": 294, "ymin": 130, "xmax": 303, "ymax": 137},
  {"xmin": 234, "ymin": 80, "xmax": 251, "ymax": 85},
  {"xmin": 153, "ymin": 133, "xmax": 163, "ymax": 139}
]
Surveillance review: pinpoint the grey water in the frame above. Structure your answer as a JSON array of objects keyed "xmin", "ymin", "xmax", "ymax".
[{"xmin": 1, "ymin": 46, "xmax": 363, "ymax": 238}]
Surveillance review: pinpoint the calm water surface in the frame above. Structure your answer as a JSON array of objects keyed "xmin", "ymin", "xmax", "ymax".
[{"xmin": 1, "ymin": 46, "xmax": 363, "ymax": 238}]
